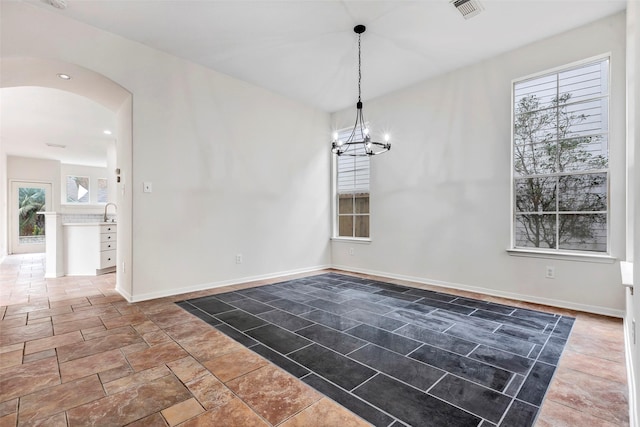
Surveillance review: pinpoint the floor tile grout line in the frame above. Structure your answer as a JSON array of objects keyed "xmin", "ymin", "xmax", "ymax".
[
  {"xmin": 186, "ymin": 302, "xmax": 537, "ymax": 406},
  {"xmin": 276, "ymin": 278, "xmax": 568, "ymax": 414},
  {"xmin": 188, "ymin": 302, "xmax": 530, "ymax": 422},
  {"xmin": 2, "ymin": 259, "xmax": 625, "ymax": 426},
  {"xmin": 188, "ymin": 282, "xmax": 561, "ymax": 393},
  {"xmin": 192, "ymin": 301, "xmax": 407, "ymax": 426}
]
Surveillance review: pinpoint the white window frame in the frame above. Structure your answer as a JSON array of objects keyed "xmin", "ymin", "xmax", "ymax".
[
  {"xmin": 508, "ymin": 54, "xmax": 614, "ymax": 261},
  {"xmin": 331, "ymin": 127, "xmax": 372, "ymax": 242}
]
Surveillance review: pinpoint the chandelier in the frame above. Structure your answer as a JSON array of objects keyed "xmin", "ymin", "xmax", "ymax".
[{"xmin": 332, "ymin": 25, "xmax": 391, "ymax": 157}]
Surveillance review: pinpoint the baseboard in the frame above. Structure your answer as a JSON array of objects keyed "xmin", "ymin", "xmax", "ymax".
[
  {"xmin": 624, "ymin": 316, "xmax": 638, "ymax": 427},
  {"xmin": 331, "ymin": 264, "xmax": 625, "ymax": 318},
  {"xmin": 126, "ymin": 264, "xmax": 332, "ymax": 303},
  {"xmin": 44, "ymin": 272, "xmax": 65, "ymax": 278},
  {"xmin": 116, "ymin": 285, "xmax": 133, "ymax": 302}
]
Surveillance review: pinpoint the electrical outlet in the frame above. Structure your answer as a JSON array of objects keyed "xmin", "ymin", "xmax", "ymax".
[
  {"xmin": 235, "ymin": 254, "xmax": 243, "ymax": 264},
  {"xmin": 545, "ymin": 266, "xmax": 555, "ymax": 279},
  {"xmin": 349, "ymin": 247, "xmax": 355, "ymax": 256}
]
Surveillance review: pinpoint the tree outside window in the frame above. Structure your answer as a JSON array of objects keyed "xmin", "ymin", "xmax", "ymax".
[
  {"xmin": 513, "ymin": 59, "xmax": 609, "ymax": 253},
  {"xmin": 18, "ymin": 187, "xmax": 45, "ymax": 238}
]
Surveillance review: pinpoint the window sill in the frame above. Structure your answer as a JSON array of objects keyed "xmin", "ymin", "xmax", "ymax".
[
  {"xmin": 331, "ymin": 237, "xmax": 371, "ymax": 244},
  {"xmin": 506, "ymin": 248, "xmax": 616, "ymax": 264}
]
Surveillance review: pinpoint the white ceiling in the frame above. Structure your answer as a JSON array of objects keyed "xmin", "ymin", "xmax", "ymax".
[
  {"xmin": 1, "ymin": 0, "xmax": 628, "ymax": 165},
  {"xmin": 1, "ymin": 86, "xmax": 116, "ymax": 167}
]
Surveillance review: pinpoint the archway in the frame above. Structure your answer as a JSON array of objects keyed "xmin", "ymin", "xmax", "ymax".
[{"xmin": 1, "ymin": 57, "xmax": 134, "ymax": 299}]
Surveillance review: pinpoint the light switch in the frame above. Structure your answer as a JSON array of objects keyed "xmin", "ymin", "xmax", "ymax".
[{"xmin": 143, "ymin": 182, "xmax": 152, "ymax": 193}]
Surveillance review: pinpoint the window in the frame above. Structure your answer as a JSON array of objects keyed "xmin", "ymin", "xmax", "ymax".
[
  {"xmin": 512, "ymin": 58, "xmax": 609, "ymax": 253},
  {"xmin": 66, "ymin": 176, "xmax": 90, "ymax": 203},
  {"xmin": 97, "ymin": 178, "xmax": 108, "ymax": 203},
  {"xmin": 335, "ymin": 128, "xmax": 370, "ymax": 238}
]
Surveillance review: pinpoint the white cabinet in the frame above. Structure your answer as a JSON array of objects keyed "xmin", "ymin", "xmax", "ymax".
[
  {"xmin": 64, "ymin": 223, "xmax": 117, "ymax": 275},
  {"xmin": 99, "ymin": 224, "xmax": 117, "ymax": 269}
]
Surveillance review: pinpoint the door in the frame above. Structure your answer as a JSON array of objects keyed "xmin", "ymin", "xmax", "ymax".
[{"xmin": 10, "ymin": 181, "xmax": 52, "ymax": 254}]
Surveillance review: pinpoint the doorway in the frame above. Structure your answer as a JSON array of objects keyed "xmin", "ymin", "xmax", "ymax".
[
  {"xmin": 10, "ymin": 181, "xmax": 52, "ymax": 254},
  {"xmin": 1, "ymin": 57, "xmax": 133, "ymax": 300}
]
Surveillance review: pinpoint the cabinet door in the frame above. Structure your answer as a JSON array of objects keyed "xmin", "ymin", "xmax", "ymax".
[
  {"xmin": 100, "ymin": 250, "xmax": 117, "ymax": 268},
  {"xmin": 100, "ymin": 225, "xmax": 116, "ymax": 233},
  {"xmin": 100, "ymin": 241, "xmax": 116, "ymax": 251},
  {"xmin": 100, "ymin": 233, "xmax": 116, "ymax": 243}
]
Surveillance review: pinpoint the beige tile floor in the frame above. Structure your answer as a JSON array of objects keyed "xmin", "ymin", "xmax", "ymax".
[{"xmin": 0, "ymin": 253, "xmax": 629, "ymax": 426}]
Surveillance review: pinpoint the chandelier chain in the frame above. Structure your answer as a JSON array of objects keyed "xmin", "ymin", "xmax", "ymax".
[{"xmin": 358, "ymin": 33, "xmax": 362, "ymax": 103}]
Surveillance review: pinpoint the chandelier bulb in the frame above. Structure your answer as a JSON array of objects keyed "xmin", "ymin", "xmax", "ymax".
[{"xmin": 384, "ymin": 134, "xmax": 390, "ymax": 142}]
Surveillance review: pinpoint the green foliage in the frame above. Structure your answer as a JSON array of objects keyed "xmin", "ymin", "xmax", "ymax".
[{"xmin": 18, "ymin": 188, "xmax": 45, "ymax": 237}]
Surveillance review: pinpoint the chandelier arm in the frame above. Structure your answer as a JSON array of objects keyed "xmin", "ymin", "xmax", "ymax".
[{"xmin": 358, "ymin": 107, "xmax": 367, "ymax": 141}]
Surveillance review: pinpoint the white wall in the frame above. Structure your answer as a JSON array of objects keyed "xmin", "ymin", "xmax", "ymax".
[
  {"xmin": 626, "ymin": 0, "xmax": 640, "ymax": 422},
  {"xmin": 115, "ymin": 96, "xmax": 133, "ymax": 300},
  {"xmin": 1, "ymin": 2, "xmax": 331, "ymax": 301},
  {"xmin": 332, "ymin": 12, "xmax": 627, "ymax": 316},
  {"xmin": 0, "ymin": 150, "xmax": 6, "ymax": 259}
]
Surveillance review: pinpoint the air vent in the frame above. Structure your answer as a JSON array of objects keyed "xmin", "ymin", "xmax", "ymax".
[{"xmin": 451, "ymin": 0, "xmax": 484, "ymax": 19}]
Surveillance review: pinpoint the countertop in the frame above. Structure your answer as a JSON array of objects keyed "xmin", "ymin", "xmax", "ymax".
[{"xmin": 63, "ymin": 222, "xmax": 117, "ymax": 226}]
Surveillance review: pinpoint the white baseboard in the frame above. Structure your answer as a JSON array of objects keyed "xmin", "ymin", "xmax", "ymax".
[
  {"xmin": 331, "ymin": 264, "xmax": 625, "ymax": 318},
  {"xmin": 625, "ymin": 316, "xmax": 638, "ymax": 427},
  {"xmin": 118, "ymin": 260, "xmax": 623, "ymax": 317},
  {"xmin": 125, "ymin": 264, "xmax": 332, "ymax": 303},
  {"xmin": 116, "ymin": 284, "xmax": 133, "ymax": 302}
]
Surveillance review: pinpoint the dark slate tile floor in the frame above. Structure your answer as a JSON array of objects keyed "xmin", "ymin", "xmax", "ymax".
[{"xmin": 176, "ymin": 273, "xmax": 575, "ymax": 427}]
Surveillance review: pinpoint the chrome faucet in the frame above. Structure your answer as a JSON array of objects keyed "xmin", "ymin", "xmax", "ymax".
[{"xmin": 104, "ymin": 202, "xmax": 117, "ymax": 223}]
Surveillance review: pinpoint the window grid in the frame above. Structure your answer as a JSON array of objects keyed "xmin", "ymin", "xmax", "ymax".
[
  {"xmin": 335, "ymin": 127, "xmax": 370, "ymax": 239},
  {"xmin": 512, "ymin": 57, "xmax": 609, "ymax": 253}
]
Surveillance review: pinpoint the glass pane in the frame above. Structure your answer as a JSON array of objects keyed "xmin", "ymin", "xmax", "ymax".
[
  {"xmin": 354, "ymin": 193, "xmax": 369, "ymax": 214},
  {"xmin": 514, "ymin": 74, "xmax": 557, "ymax": 110},
  {"xmin": 338, "ymin": 195, "xmax": 353, "ymax": 214},
  {"xmin": 97, "ymin": 178, "xmax": 108, "ymax": 203},
  {"xmin": 514, "ymin": 142, "xmax": 556, "ymax": 176},
  {"xmin": 515, "ymin": 214, "xmax": 556, "ymax": 249},
  {"xmin": 558, "ymin": 60, "xmax": 608, "ymax": 103},
  {"xmin": 18, "ymin": 187, "xmax": 46, "ymax": 244},
  {"xmin": 354, "ymin": 215, "xmax": 369, "ymax": 238},
  {"xmin": 558, "ymin": 213, "xmax": 607, "ymax": 252},
  {"xmin": 558, "ymin": 135, "xmax": 608, "ymax": 172},
  {"xmin": 338, "ymin": 216, "xmax": 353, "ymax": 237},
  {"xmin": 337, "ymin": 156, "xmax": 370, "ymax": 193},
  {"xmin": 558, "ymin": 174, "xmax": 607, "ymax": 212},
  {"xmin": 561, "ymin": 99, "xmax": 607, "ymax": 139},
  {"xmin": 515, "ymin": 177, "xmax": 556, "ymax": 212},
  {"xmin": 66, "ymin": 176, "xmax": 90, "ymax": 203},
  {"xmin": 513, "ymin": 107, "xmax": 557, "ymax": 146}
]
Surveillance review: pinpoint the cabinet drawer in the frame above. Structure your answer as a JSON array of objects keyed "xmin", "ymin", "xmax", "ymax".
[
  {"xmin": 100, "ymin": 250, "xmax": 116, "ymax": 268},
  {"xmin": 100, "ymin": 241, "xmax": 116, "ymax": 251},
  {"xmin": 101, "ymin": 224, "xmax": 117, "ymax": 233},
  {"xmin": 100, "ymin": 233, "xmax": 116, "ymax": 243}
]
